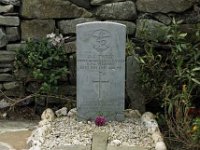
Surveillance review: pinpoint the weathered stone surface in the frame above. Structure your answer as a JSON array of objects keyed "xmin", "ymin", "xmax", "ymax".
[
  {"xmin": 92, "ymin": 132, "xmax": 108, "ymax": 150},
  {"xmin": 77, "ymin": 22, "xmax": 126, "ymax": 121},
  {"xmin": 135, "ymin": 19, "xmax": 168, "ymax": 41},
  {"xmin": 6, "ymin": 43, "xmax": 24, "ymax": 51},
  {"xmin": 0, "ymin": 4, "xmax": 13, "ymax": 13},
  {"xmin": 4, "ymin": 87, "xmax": 25, "ymax": 97},
  {"xmin": 0, "ymin": 63, "xmax": 13, "ymax": 68},
  {"xmin": 56, "ymin": 145, "xmax": 90, "ymax": 150},
  {"xmin": 3, "ymin": 81, "xmax": 19, "ymax": 90},
  {"xmin": 64, "ymin": 41, "xmax": 76, "ymax": 54},
  {"xmin": 0, "ymin": 0, "xmax": 20, "ymax": 6},
  {"xmin": 58, "ymin": 18, "xmax": 97, "ymax": 34},
  {"xmin": 107, "ymin": 145, "xmax": 147, "ymax": 150},
  {"xmin": 0, "ymin": 51, "xmax": 15, "ymax": 62},
  {"xmin": 136, "ymin": 0, "xmax": 195, "ymax": 13},
  {"xmin": 68, "ymin": 0, "xmax": 91, "ymax": 9},
  {"xmin": 21, "ymin": 20, "xmax": 55, "ymax": 40},
  {"xmin": 0, "ymin": 73, "xmax": 14, "ymax": 81},
  {"xmin": 0, "ymin": 15, "xmax": 19, "ymax": 26},
  {"xmin": 6, "ymin": 27, "xmax": 20, "ymax": 42},
  {"xmin": 91, "ymin": 0, "xmax": 125, "ymax": 5},
  {"xmin": 154, "ymin": 14, "xmax": 171, "ymax": 25},
  {"xmin": 0, "ymin": 68, "xmax": 12, "ymax": 73},
  {"xmin": 0, "ymin": 99, "xmax": 11, "ymax": 108},
  {"xmin": 0, "ymin": 28, "xmax": 7, "ymax": 48},
  {"xmin": 95, "ymin": 1, "xmax": 137, "ymax": 20},
  {"xmin": 107, "ymin": 20, "xmax": 136, "ymax": 35},
  {"xmin": 126, "ymin": 55, "xmax": 145, "ymax": 113},
  {"xmin": 21, "ymin": 0, "xmax": 92, "ymax": 19}
]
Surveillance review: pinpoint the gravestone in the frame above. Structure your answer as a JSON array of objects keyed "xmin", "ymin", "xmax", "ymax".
[{"xmin": 76, "ymin": 21, "xmax": 126, "ymax": 121}]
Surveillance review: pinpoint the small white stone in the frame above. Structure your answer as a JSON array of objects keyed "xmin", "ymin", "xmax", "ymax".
[
  {"xmin": 155, "ymin": 141, "xmax": 167, "ymax": 150},
  {"xmin": 67, "ymin": 108, "xmax": 77, "ymax": 118},
  {"xmin": 152, "ymin": 132, "xmax": 163, "ymax": 143},
  {"xmin": 41, "ymin": 108, "xmax": 55, "ymax": 122},
  {"xmin": 141, "ymin": 112, "xmax": 155, "ymax": 122},
  {"xmin": 111, "ymin": 140, "xmax": 121, "ymax": 146},
  {"xmin": 55, "ymin": 107, "xmax": 68, "ymax": 117}
]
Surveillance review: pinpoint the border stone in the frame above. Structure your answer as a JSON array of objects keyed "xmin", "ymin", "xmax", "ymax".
[
  {"xmin": 107, "ymin": 145, "xmax": 147, "ymax": 150},
  {"xmin": 92, "ymin": 132, "xmax": 108, "ymax": 150}
]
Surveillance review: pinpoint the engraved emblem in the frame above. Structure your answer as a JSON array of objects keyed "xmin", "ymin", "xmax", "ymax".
[{"xmin": 92, "ymin": 29, "xmax": 111, "ymax": 52}]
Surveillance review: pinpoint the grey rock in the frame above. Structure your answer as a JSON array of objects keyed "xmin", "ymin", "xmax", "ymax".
[
  {"xmin": 0, "ymin": 15, "xmax": 19, "ymax": 26},
  {"xmin": 58, "ymin": 18, "xmax": 97, "ymax": 34},
  {"xmin": 21, "ymin": 20, "xmax": 55, "ymax": 40},
  {"xmin": 0, "ymin": 28, "xmax": 7, "ymax": 48},
  {"xmin": 135, "ymin": 19, "xmax": 169, "ymax": 42},
  {"xmin": 154, "ymin": 14, "xmax": 171, "ymax": 25},
  {"xmin": 6, "ymin": 27, "xmax": 20, "ymax": 42},
  {"xmin": 95, "ymin": 1, "xmax": 137, "ymax": 20},
  {"xmin": 0, "ymin": 68, "xmax": 12, "ymax": 73},
  {"xmin": 4, "ymin": 87, "xmax": 25, "ymax": 97},
  {"xmin": 0, "ymin": 63, "xmax": 13, "ymax": 68},
  {"xmin": 107, "ymin": 145, "xmax": 147, "ymax": 150},
  {"xmin": 0, "ymin": 51, "xmax": 15, "ymax": 62},
  {"xmin": 0, "ymin": 0, "xmax": 20, "ymax": 6},
  {"xmin": 6, "ymin": 43, "xmax": 24, "ymax": 51},
  {"xmin": 0, "ymin": 99, "xmax": 11, "ymax": 108},
  {"xmin": 92, "ymin": 132, "xmax": 108, "ymax": 150},
  {"xmin": 55, "ymin": 107, "xmax": 68, "ymax": 117},
  {"xmin": 68, "ymin": 0, "xmax": 91, "ymax": 9},
  {"xmin": 136, "ymin": 0, "xmax": 195, "ymax": 13},
  {"xmin": 3, "ymin": 81, "xmax": 19, "ymax": 90},
  {"xmin": 0, "ymin": 73, "xmax": 14, "ymax": 81},
  {"xmin": 21, "ymin": 0, "xmax": 92, "ymax": 19},
  {"xmin": 0, "ymin": 4, "xmax": 13, "ymax": 13},
  {"xmin": 91, "ymin": 0, "xmax": 125, "ymax": 5},
  {"xmin": 107, "ymin": 20, "xmax": 136, "ymax": 35},
  {"xmin": 64, "ymin": 41, "xmax": 76, "ymax": 53},
  {"xmin": 126, "ymin": 55, "xmax": 145, "ymax": 113}
]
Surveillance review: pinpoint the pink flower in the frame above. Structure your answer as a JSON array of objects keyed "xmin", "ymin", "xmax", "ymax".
[{"xmin": 95, "ymin": 116, "xmax": 106, "ymax": 126}]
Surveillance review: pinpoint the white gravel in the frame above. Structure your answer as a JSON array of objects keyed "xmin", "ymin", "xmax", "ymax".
[{"xmin": 39, "ymin": 117, "xmax": 154, "ymax": 150}]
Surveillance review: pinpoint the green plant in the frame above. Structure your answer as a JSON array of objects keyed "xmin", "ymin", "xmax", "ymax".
[
  {"xmin": 15, "ymin": 33, "xmax": 68, "ymax": 94},
  {"xmin": 132, "ymin": 18, "xmax": 200, "ymax": 149}
]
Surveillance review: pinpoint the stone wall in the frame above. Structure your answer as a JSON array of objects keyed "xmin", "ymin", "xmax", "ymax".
[{"xmin": 0, "ymin": 0, "xmax": 199, "ymax": 111}]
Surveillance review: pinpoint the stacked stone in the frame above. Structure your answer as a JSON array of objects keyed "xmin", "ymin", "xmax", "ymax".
[{"xmin": 0, "ymin": 0, "xmax": 22, "ymax": 100}]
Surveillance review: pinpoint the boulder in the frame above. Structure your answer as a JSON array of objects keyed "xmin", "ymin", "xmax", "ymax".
[
  {"xmin": 0, "ymin": 73, "xmax": 14, "ymax": 81},
  {"xmin": 0, "ymin": 4, "xmax": 13, "ymax": 13},
  {"xmin": 0, "ymin": 51, "xmax": 15, "ymax": 62},
  {"xmin": 136, "ymin": 0, "xmax": 195, "ymax": 13},
  {"xmin": 58, "ymin": 18, "xmax": 97, "ymax": 34},
  {"xmin": 21, "ymin": 20, "xmax": 55, "ymax": 40},
  {"xmin": 0, "ymin": 15, "xmax": 19, "ymax": 26},
  {"xmin": 3, "ymin": 81, "xmax": 19, "ymax": 90},
  {"xmin": 55, "ymin": 107, "xmax": 68, "ymax": 117},
  {"xmin": 107, "ymin": 20, "xmax": 136, "ymax": 35},
  {"xmin": 6, "ymin": 27, "xmax": 20, "ymax": 42},
  {"xmin": 135, "ymin": 19, "xmax": 169, "ymax": 42},
  {"xmin": 6, "ymin": 43, "xmax": 24, "ymax": 51},
  {"xmin": 21, "ymin": 0, "xmax": 92, "ymax": 19},
  {"xmin": 95, "ymin": 1, "xmax": 137, "ymax": 20},
  {"xmin": 126, "ymin": 55, "xmax": 145, "ymax": 112},
  {"xmin": 64, "ymin": 41, "xmax": 76, "ymax": 54},
  {"xmin": 0, "ymin": 28, "xmax": 7, "ymax": 48}
]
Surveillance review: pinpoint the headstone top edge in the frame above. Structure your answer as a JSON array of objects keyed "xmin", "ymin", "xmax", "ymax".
[{"xmin": 76, "ymin": 21, "xmax": 126, "ymax": 28}]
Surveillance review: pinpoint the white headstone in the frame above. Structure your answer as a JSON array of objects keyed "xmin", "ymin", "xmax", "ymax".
[{"xmin": 76, "ymin": 21, "xmax": 126, "ymax": 121}]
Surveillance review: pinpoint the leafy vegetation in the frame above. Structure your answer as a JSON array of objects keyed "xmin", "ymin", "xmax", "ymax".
[
  {"xmin": 130, "ymin": 19, "xmax": 200, "ymax": 149},
  {"xmin": 15, "ymin": 33, "xmax": 68, "ymax": 94}
]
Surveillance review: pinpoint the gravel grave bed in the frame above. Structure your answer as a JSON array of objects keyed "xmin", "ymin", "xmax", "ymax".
[{"xmin": 38, "ymin": 117, "xmax": 155, "ymax": 150}]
